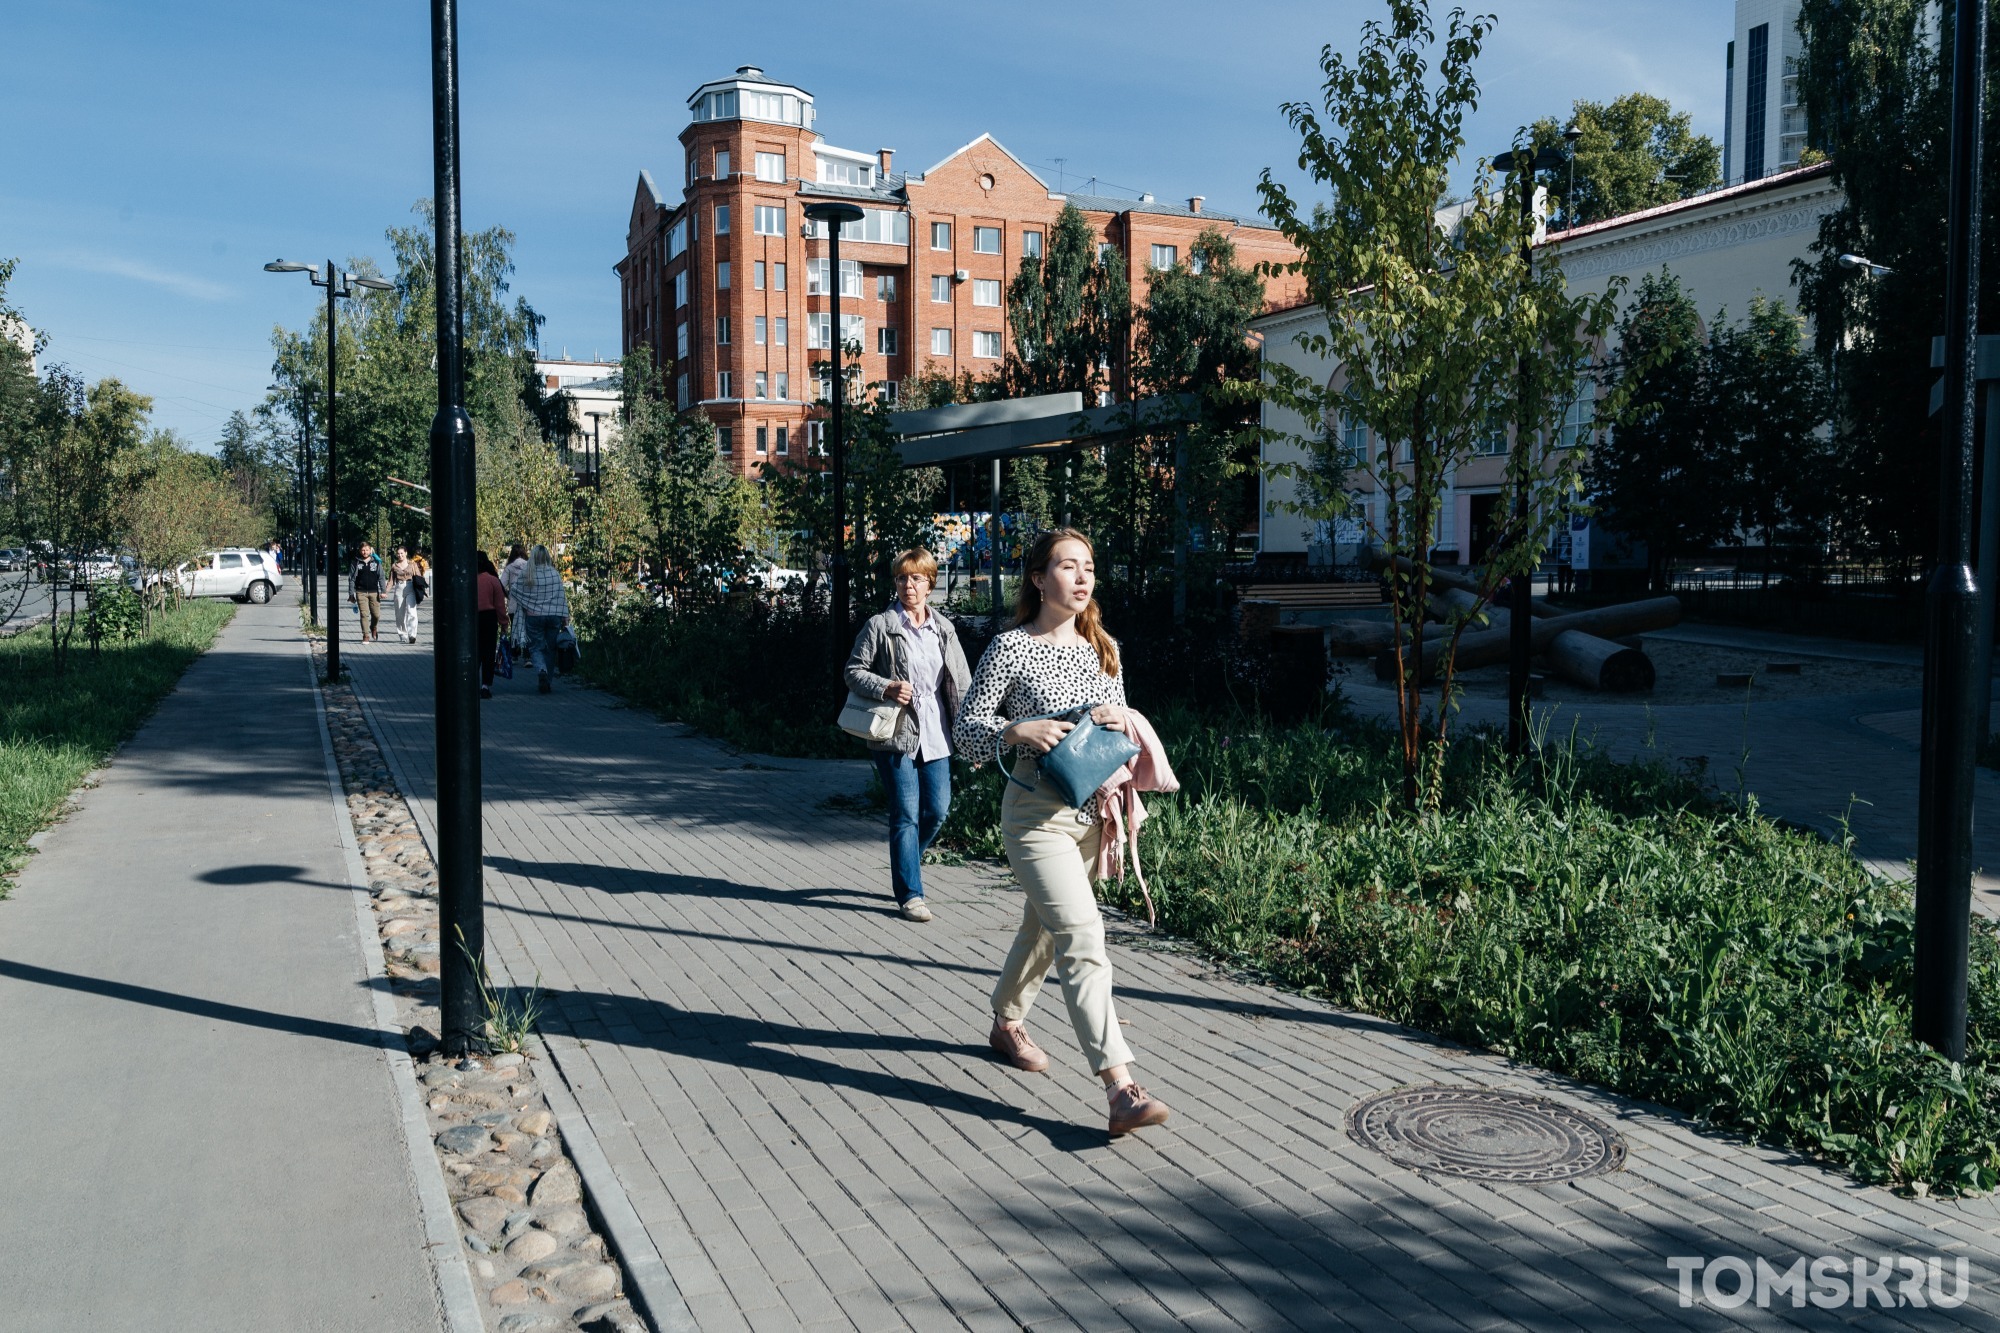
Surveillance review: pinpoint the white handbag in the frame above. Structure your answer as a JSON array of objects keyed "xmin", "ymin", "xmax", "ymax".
[{"xmin": 837, "ymin": 689, "xmax": 903, "ymax": 742}]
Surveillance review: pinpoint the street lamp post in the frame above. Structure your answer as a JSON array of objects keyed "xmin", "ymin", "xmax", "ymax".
[
  {"xmin": 1492, "ymin": 144, "xmax": 1570, "ymax": 757},
  {"xmin": 429, "ymin": 0, "xmax": 484, "ymax": 1058},
  {"xmin": 803, "ymin": 201, "xmax": 865, "ymax": 652},
  {"xmin": 585, "ymin": 410, "xmax": 607, "ymax": 488},
  {"xmin": 265, "ymin": 259, "xmax": 394, "ymax": 680},
  {"xmin": 1913, "ymin": 0, "xmax": 1988, "ymax": 1060}
]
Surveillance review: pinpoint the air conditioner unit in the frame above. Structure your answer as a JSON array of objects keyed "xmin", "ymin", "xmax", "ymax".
[{"xmin": 953, "ymin": 269, "xmax": 969, "ymax": 283}]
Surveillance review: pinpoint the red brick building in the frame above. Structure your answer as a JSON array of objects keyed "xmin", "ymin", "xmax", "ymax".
[{"xmin": 617, "ymin": 65, "xmax": 1305, "ymax": 475}]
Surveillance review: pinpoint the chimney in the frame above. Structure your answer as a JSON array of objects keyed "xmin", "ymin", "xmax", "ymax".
[
  {"xmin": 1188, "ymin": 195, "xmax": 1204, "ymax": 214},
  {"xmin": 878, "ymin": 147, "xmax": 895, "ymax": 176}
]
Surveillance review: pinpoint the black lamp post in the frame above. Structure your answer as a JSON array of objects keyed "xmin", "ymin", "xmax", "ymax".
[
  {"xmin": 585, "ymin": 410, "xmax": 607, "ymax": 488},
  {"xmin": 1491, "ymin": 144, "xmax": 1570, "ymax": 756},
  {"xmin": 803, "ymin": 200, "xmax": 865, "ymax": 651},
  {"xmin": 265, "ymin": 259, "xmax": 394, "ymax": 681},
  {"xmin": 1913, "ymin": 0, "xmax": 1987, "ymax": 1060},
  {"xmin": 1562, "ymin": 122, "xmax": 1583, "ymax": 227}
]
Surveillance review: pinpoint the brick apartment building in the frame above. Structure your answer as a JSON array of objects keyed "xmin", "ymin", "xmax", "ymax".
[{"xmin": 616, "ymin": 65, "xmax": 1305, "ymax": 475}]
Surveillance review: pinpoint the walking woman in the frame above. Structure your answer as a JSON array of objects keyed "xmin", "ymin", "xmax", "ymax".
[
  {"xmin": 844, "ymin": 548, "xmax": 971, "ymax": 923},
  {"xmin": 476, "ymin": 552, "xmax": 508, "ymax": 699},
  {"xmin": 391, "ymin": 546, "xmax": 422, "ymax": 644},
  {"xmin": 953, "ymin": 528, "xmax": 1170, "ymax": 1136},
  {"xmin": 514, "ymin": 545, "xmax": 570, "ymax": 694},
  {"xmin": 501, "ymin": 543, "xmax": 531, "ymax": 651}
]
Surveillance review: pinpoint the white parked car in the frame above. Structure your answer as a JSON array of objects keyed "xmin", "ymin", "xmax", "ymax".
[{"xmin": 134, "ymin": 548, "xmax": 286, "ymax": 604}]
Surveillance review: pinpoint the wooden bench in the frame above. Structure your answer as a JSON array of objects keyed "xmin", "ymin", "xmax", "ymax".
[{"xmin": 1240, "ymin": 582, "xmax": 1384, "ymax": 609}]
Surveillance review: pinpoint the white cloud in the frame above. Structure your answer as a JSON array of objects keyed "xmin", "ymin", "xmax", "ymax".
[{"xmin": 47, "ymin": 253, "xmax": 233, "ymax": 303}]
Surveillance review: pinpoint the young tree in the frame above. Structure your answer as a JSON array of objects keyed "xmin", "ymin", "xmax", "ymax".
[
  {"xmin": 617, "ymin": 349, "xmax": 748, "ymax": 606},
  {"xmin": 1258, "ymin": 0, "xmax": 1621, "ymax": 807},
  {"xmin": 123, "ymin": 433, "xmax": 261, "ymax": 622},
  {"xmin": 1793, "ymin": 0, "xmax": 2000, "ymax": 573},
  {"xmin": 1530, "ymin": 92, "xmax": 1722, "ymax": 228},
  {"xmin": 1708, "ymin": 296, "xmax": 1832, "ymax": 584},
  {"xmin": 1590, "ymin": 271, "xmax": 1734, "ymax": 591},
  {"xmin": 476, "ymin": 393, "xmax": 575, "ymax": 565}
]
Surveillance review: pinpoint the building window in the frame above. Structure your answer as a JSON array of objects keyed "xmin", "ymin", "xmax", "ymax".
[
  {"xmin": 776, "ymin": 424, "xmax": 789, "ymax": 455},
  {"xmin": 773, "ymin": 317, "xmax": 787, "ymax": 346},
  {"xmin": 1342, "ymin": 406, "xmax": 1374, "ymax": 464},
  {"xmin": 1097, "ymin": 241, "xmax": 1115, "ymax": 264},
  {"xmin": 816, "ymin": 158, "xmax": 874, "ymax": 187},
  {"xmin": 881, "ymin": 380, "xmax": 899, "ymax": 405},
  {"xmin": 753, "ymin": 204, "xmax": 784, "ymax": 236},
  {"xmin": 714, "ymin": 149, "xmax": 730, "ymax": 180},
  {"xmin": 931, "ymin": 328, "xmax": 952, "ymax": 356},
  {"xmin": 1022, "ymin": 230, "xmax": 1043, "ymax": 258},
  {"xmin": 674, "ymin": 272, "xmax": 688, "ymax": 307},
  {"xmin": 1554, "ymin": 373, "xmax": 1596, "ymax": 449},
  {"xmin": 714, "ymin": 204, "xmax": 730, "ymax": 234},
  {"xmin": 676, "ymin": 373, "xmax": 689, "ymax": 408},
  {"xmin": 755, "ymin": 151, "xmax": 786, "ymax": 183},
  {"xmin": 676, "ymin": 321, "xmax": 688, "ymax": 359},
  {"xmin": 718, "ymin": 426, "xmax": 733, "ymax": 454},
  {"xmin": 772, "ymin": 262, "xmax": 786, "ymax": 291},
  {"xmin": 972, "ymin": 226, "xmax": 1001, "ymax": 254},
  {"xmin": 931, "ymin": 274, "xmax": 951, "ymax": 303},
  {"xmin": 755, "ymin": 370, "xmax": 768, "ymax": 399},
  {"xmin": 841, "ymin": 312, "xmax": 865, "ymax": 348},
  {"xmin": 716, "ymin": 316, "xmax": 730, "ymax": 344},
  {"xmin": 877, "ymin": 274, "xmax": 896, "ymax": 302},
  {"xmin": 807, "ymin": 313, "xmax": 831, "ymax": 349},
  {"xmin": 840, "ymin": 259, "xmax": 862, "ymax": 298},
  {"xmin": 972, "ymin": 279, "xmax": 1001, "ymax": 307},
  {"xmin": 686, "ymin": 151, "xmax": 696, "ymax": 185},
  {"xmin": 753, "ymin": 260, "xmax": 766, "ymax": 290},
  {"xmin": 756, "ymin": 426, "xmax": 768, "ymax": 454},
  {"xmin": 716, "ymin": 261, "xmax": 730, "ymax": 289},
  {"xmin": 807, "ymin": 258, "xmax": 829, "ymax": 294},
  {"xmin": 878, "ymin": 327, "xmax": 899, "ymax": 355},
  {"xmin": 930, "ymin": 221, "xmax": 951, "ymax": 250},
  {"xmin": 1744, "ymin": 23, "xmax": 1769, "ymax": 181},
  {"xmin": 666, "ymin": 219, "xmax": 687, "ymax": 259},
  {"xmin": 973, "ymin": 330, "xmax": 1002, "ymax": 359},
  {"xmin": 1150, "ymin": 244, "xmax": 1178, "ymax": 271},
  {"xmin": 717, "ymin": 370, "xmax": 732, "ymax": 398},
  {"xmin": 754, "ymin": 315, "xmax": 767, "ymax": 344},
  {"xmin": 775, "ymin": 372, "xmax": 789, "ymax": 400}
]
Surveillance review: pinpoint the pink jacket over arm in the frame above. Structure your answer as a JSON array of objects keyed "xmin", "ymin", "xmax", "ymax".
[{"xmin": 1091, "ymin": 708, "xmax": 1179, "ymax": 926}]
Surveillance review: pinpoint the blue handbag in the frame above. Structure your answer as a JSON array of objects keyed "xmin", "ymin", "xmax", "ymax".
[{"xmin": 1006, "ymin": 703, "xmax": 1141, "ymax": 809}]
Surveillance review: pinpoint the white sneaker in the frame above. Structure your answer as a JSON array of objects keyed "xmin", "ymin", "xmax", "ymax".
[{"xmin": 900, "ymin": 898, "xmax": 933, "ymax": 923}]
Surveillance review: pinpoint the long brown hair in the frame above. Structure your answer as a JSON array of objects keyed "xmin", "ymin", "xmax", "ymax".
[{"xmin": 1013, "ymin": 528, "xmax": 1119, "ymax": 678}]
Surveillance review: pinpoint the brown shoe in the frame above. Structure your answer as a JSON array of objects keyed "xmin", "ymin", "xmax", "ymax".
[
  {"xmin": 1107, "ymin": 1082, "xmax": 1171, "ymax": 1135},
  {"xmin": 988, "ymin": 1021, "xmax": 1049, "ymax": 1073}
]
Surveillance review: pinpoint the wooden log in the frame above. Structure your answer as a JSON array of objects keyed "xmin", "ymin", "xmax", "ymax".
[
  {"xmin": 1546, "ymin": 630, "xmax": 1655, "ymax": 692},
  {"xmin": 1375, "ymin": 596, "xmax": 1682, "ymax": 682},
  {"xmin": 1366, "ymin": 552, "xmax": 1557, "ymax": 617}
]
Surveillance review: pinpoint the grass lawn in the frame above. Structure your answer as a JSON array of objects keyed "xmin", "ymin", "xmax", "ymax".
[{"xmin": 0, "ymin": 600, "xmax": 235, "ymax": 886}]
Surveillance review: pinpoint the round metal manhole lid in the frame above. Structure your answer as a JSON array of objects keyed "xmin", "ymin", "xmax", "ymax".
[{"xmin": 1346, "ymin": 1085, "xmax": 1627, "ymax": 1184}]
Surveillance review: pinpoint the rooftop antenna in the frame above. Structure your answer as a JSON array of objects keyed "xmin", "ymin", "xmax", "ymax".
[{"xmin": 1053, "ymin": 156, "xmax": 1066, "ymax": 192}]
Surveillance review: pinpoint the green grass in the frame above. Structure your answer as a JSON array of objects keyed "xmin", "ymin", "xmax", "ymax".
[{"xmin": 0, "ymin": 600, "xmax": 235, "ymax": 886}]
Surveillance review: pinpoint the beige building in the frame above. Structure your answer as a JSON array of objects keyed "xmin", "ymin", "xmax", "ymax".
[
  {"xmin": 1253, "ymin": 161, "xmax": 1841, "ymax": 567},
  {"xmin": 535, "ymin": 356, "xmax": 622, "ymax": 478}
]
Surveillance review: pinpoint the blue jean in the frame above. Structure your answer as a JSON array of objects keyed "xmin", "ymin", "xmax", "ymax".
[
  {"xmin": 873, "ymin": 751, "xmax": 951, "ymax": 904},
  {"xmin": 526, "ymin": 615, "xmax": 565, "ymax": 676}
]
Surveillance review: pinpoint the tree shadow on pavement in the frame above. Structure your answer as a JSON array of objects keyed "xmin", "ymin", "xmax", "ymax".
[
  {"xmin": 541, "ymin": 986, "xmax": 1104, "ymax": 1154},
  {"xmin": 484, "ymin": 855, "xmax": 886, "ymax": 915}
]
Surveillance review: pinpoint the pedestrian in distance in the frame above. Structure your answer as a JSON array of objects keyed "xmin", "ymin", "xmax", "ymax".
[
  {"xmin": 953, "ymin": 527, "xmax": 1171, "ymax": 1137},
  {"xmin": 349, "ymin": 542, "xmax": 385, "ymax": 643},
  {"xmin": 501, "ymin": 543, "xmax": 531, "ymax": 651},
  {"xmin": 476, "ymin": 551, "xmax": 508, "ymax": 699},
  {"xmin": 390, "ymin": 546, "xmax": 424, "ymax": 644},
  {"xmin": 513, "ymin": 544, "xmax": 570, "ymax": 695},
  {"xmin": 843, "ymin": 547, "xmax": 972, "ymax": 924}
]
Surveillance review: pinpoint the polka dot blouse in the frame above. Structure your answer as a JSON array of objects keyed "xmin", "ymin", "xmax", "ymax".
[{"xmin": 952, "ymin": 626, "xmax": 1127, "ymax": 767}]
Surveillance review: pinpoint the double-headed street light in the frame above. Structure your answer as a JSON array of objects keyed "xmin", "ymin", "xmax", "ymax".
[
  {"xmin": 264, "ymin": 259, "xmax": 394, "ymax": 681},
  {"xmin": 1491, "ymin": 143, "xmax": 1572, "ymax": 756},
  {"xmin": 1838, "ymin": 252, "xmax": 1895, "ymax": 276},
  {"xmin": 803, "ymin": 200, "xmax": 865, "ymax": 653}
]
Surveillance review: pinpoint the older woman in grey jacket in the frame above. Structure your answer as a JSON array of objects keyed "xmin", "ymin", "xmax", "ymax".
[{"xmin": 844, "ymin": 547, "xmax": 972, "ymax": 922}]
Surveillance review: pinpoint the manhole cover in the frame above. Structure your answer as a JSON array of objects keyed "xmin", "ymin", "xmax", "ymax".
[{"xmin": 1346, "ymin": 1085, "xmax": 1627, "ymax": 1183}]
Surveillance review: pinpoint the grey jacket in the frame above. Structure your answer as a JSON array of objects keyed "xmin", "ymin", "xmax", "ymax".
[{"xmin": 843, "ymin": 607, "xmax": 973, "ymax": 755}]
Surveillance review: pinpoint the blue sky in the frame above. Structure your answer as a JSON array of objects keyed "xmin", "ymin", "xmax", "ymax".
[{"xmin": 1, "ymin": 0, "xmax": 1736, "ymax": 445}]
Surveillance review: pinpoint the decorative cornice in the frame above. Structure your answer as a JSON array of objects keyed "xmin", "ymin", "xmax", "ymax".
[{"xmin": 1554, "ymin": 184, "xmax": 1841, "ymax": 282}]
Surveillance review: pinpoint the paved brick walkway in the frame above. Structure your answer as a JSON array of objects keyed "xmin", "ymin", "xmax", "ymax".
[{"xmin": 341, "ymin": 627, "xmax": 2000, "ymax": 1331}]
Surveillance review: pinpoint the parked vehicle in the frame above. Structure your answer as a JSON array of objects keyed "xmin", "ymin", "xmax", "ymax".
[
  {"xmin": 131, "ymin": 548, "xmax": 285, "ymax": 604},
  {"xmin": 0, "ymin": 548, "xmax": 29, "ymax": 572}
]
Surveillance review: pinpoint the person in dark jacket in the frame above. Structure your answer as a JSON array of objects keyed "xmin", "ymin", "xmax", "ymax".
[
  {"xmin": 349, "ymin": 543, "xmax": 384, "ymax": 643},
  {"xmin": 843, "ymin": 548, "xmax": 972, "ymax": 923}
]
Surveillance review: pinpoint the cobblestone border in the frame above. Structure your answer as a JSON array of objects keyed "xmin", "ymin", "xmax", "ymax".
[{"xmin": 313, "ymin": 644, "xmax": 647, "ymax": 1333}]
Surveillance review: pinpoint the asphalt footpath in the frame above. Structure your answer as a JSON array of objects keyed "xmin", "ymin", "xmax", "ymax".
[{"xmin": 0, "ymin": 600, "xmax": 447, "ymax": 1333}]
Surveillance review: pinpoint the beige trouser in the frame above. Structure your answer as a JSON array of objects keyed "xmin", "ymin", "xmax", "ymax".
[{"xmin": 991, "ymin": 757, "xmax": 1135, "ymax": 1073}]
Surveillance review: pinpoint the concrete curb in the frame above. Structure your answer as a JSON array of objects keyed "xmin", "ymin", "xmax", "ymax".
[
  {"xmin": 305, "ymin": 650, "xmax": 486, "ymax": 1333},
  {"xmin": 343, "ymin": 667, "xmax": 694, "ymax": 1333}
]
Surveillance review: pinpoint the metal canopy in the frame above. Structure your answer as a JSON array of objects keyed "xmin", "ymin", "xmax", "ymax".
[{"xmin": 888, "ymin": 392, "xmax": 1200, "ymax": 468}]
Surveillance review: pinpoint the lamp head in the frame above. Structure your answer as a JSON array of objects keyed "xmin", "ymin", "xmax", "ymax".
[
  {"xmin": 349, "ymin": 275, "xmax": 395, "ymax": 292},
  {"xmin": 264, "ymin": 260, "xmax": 316, "ymax": 275},
  {"xmin": 1563, "ymin": 122, "xmax": 1584, "ymax": 145},
  {"xmin": 803, "ymin": 201, "xmax": 865, "ymax": 226}
]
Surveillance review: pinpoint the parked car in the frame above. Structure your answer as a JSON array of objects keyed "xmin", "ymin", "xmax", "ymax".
[
  {"xmin": 0, "ymin": 548, "xmax": 28, "ymax": 572},
  {"xmin": 132, "ymin": 548, "xmax": 285, "ymax": 604}
]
